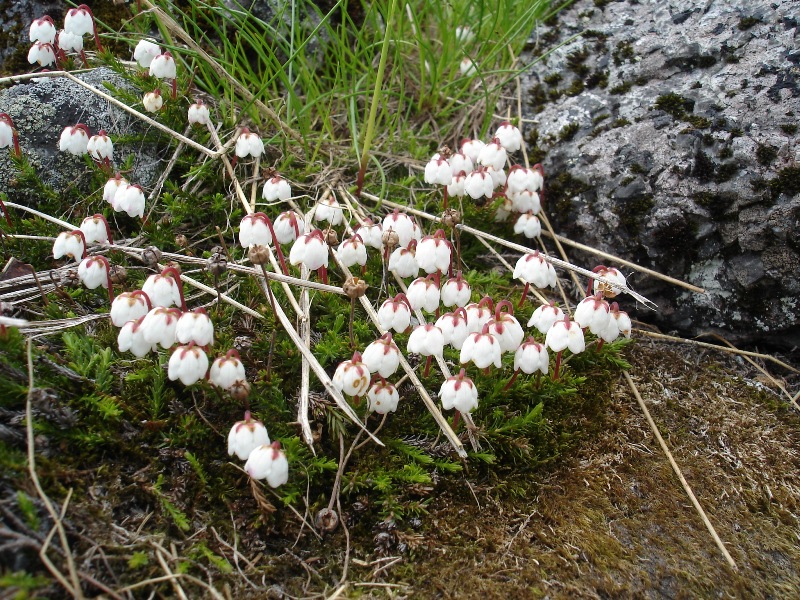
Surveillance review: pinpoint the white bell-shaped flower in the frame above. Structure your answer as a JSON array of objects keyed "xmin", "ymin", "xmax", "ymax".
[
  {"xmin": 187, "ymin": 99, "xmax": 210, "ymax": 125},
  {"xmin": 140, "ymin": 306, "xmax": 182, "ymax": 349},
  {"xmin": 113, "ymin": 183, "xmax": 146, "ymax": 218},
  {"xmin": 416, "ymin": 230, "xmax": 452, "ymax": 275},
  {"xmin": 508, "ymin": 189, "xmax": 541, "ymax": 214},
  {"xmin": 27, "ymin": 41, "xmax": 56, "ymax": 67},
  {"xmin": 514, "ymin": 338, "xmax": 549, "ymax": 375},
  {"xmin": 0, "ymin": 114, "xmax": 17, "ymax": 153},
  {"xmin": 573, "ymin": 293, "xmax": 612, "ymax": 336},
  {"xmin": 117, "ymin": 317, "xmax": 154, "ymax": 358},
  {"xmin": 234, "ymin": 127, "xmax": 264, "ymax": 159},
  {"xmin": 143, "ymin": 90, "xmax": 163, "ymax": 113},
  {"xmin": 175, "ymin": 308, "xmax": 214, "ymax": 347},
  {"xmin": 262, "ymin": 175, "xmax": 292, "ymax": 201},
  {"xmin": 590, "ymin": 265, "xmax": 628, "ymax": 298},
  {"xmin": 168, "ymin": 343, "xmax": 209, "ymax": 386},
  {"xmin": 289, "ymin": 230, "xmax": 329, "ymax": 271},
  {"xmin": 244, "ymin": 442, "xmax": 288, "ymax": 487},
  {"xmin": 361, "ymin": 332, "xmax": 401, "ymax": 378},
  {"xmin": 406, "ymin": 275, "xmax": 441, "ymax": 313},
  {"xmin": 464, "ymin": 168, "xmax": 494, "ymax": 199},
  {"xmin": 486, "ymin": 165, "xmax": 506, "ymax": 189},
  {"xmin": 29, "ymin": 16, "xmax": 56, "ymax": 44},
  {"xmin": 485, "ymin": 301, "xmax": 524, "ymax": 354},
  {"xmin": 209, "ymin": 350, "xmax": 247, "ymax": 390},
  {"xmin": 407, "ymin": 324, "xmax": 445, "ymax": 357},
  {"xmin": 103, "ymin": 175, "xmax": 127, "ymax": 206},
  {"xmin": 382, "ymin": 210, "xmax": 417, "ymax": 249},
  {"xmin": 58, "ymin": 124, "xmax": 90, "ymax": 155},
  {"xmin": 142, "ymin": 268, "xmax": 185, "ymax": 309},
  {"xmin": 545, "ymin": 315, "xmax": 585, "ymax": 354},
  {"xmin": 149, "ymin": 51, "xmax": 177, "ymax": 80},
  {"xmin": 440, "ymin": 272, "xmax": 471, "ymax": 307},
  {"xmin": 273, "ymin": 211, "xmax": 305, "ymax": 245},
  {"xmin": 64, "ymin": 4, "xmax": 95, "ymax": 37},
  {"xmin": 513, "ymin": 212, "xmax": 541, "ymax": 238},
  {"xmin": 448, "ymin": 152, "xmax": 474, "ymax": 177},
  {"xmin": 387, "ymin": 244, "xmax": 419, "ymax": 279},
  {"xmin": 439, "ymin": 368, "xmax": 478, "ymax": 413},
  {"xmin": 460, "ymin": 139, "xmax": 485, "ymax": 164},
  {"xmin": 527, "ymin": 302, "xmax": 564, "ymax": 335},
  {"xmin": 332, "ymin": 352, "xmax": 370, "ymax": 397},
  {"xmin": 609, "ymin": 302, "xmax": 632, "ymax": 338},
  {"xmin": 227, "ymin": 411, "xmax": 270, "ymax": 461},
  {"xmin": 86, "ymin": 130, "xmax": 113, "ymax": 162},
  {"xmin": 313, "ymin": 197, "xmax": 343, "ymax": 226},
  {"xmin": 355, "ymin": 219, "xmax": 383, "ymax": 249},
  {"xmin": 464, "ymin": 297, "xmax": 494, "ymax": 334},
  {"xmin": 336, "ymin": 235, "xmax": 368, "ymax": 268},
  {"xmin": 513, "ymin": 251, "xmax": 557, "ymax": 290},
  {"xmin": 477, "ymin": 138, "xmax": 507, "ymax": 171},
  {"xmin": 376, "ymin": 294, "xmax": 412, "ymax": 333},
  {"xmin": 57, "ymin": 30, "xmax": 83, "ymax": 53},
  {"xmin": 367, "ymin": 379, "xmax": 400, "ymax": 414},
  {"xmin": 507, "ymin": 166, "xmax": 541, "ymax": 195},
  {"xmin": 447, "ymin": 172, "xmax": 467, "ymax": 198},
  {"xmin": 459, "ymin": 56, "xmax": 477, "ymax": 76},
  {"xmin": 77, "ymin": 255, "xmax": 111, "ymax": 290},
  {"xmin": 424, "ymin": 153, "xmax": 453, "ymax": 186},
  {"xmin": 494, "ymin": 121, "xmax": 523, "ymax": 152},
  {"xmin": 80, "ymin": 214, "xmax": 113, "ymax": 244},
  {"xmin": 239, "ymin": 213, "xmax": 273, "ymax": 248},
  {"xmin": 110, "ymin": 291, "xmax": 151, "ymax": 327},
  {"xmin": 460, "ymin": 325, "xmax": 502, "ymax": 369},
  {"xmin": 133, "ymin": 38, "xmax": 161, "ymax": 68},
  {"xmin": 435, "ymin": 307, "xmax": 470, "ymax": 350},
  {"xmin": 52, "ymin": 230, "xmax": 85, "ymax": 261}
]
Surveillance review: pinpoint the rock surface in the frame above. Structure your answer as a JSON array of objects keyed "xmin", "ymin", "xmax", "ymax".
[
  {"xmin": 0, "ymin": 68, "xmax": 161, "ymax": 203},
  {"xmin": 520, "ymin": 0, "xmax": 799, "ymax": 348}
]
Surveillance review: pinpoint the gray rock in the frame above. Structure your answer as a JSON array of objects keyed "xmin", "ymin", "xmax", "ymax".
[
  {"xmin": 519, "ymin": 0, "xmax": 800, "ymax": 348},
  {"xmin": 0, "ymin": 68, "xmax": 161, "ymax": 204}
]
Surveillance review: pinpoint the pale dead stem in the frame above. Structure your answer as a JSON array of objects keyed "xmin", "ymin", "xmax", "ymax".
[{"xmin": 623, "ymin": 371, "xmax": 738, "ymax": 570}]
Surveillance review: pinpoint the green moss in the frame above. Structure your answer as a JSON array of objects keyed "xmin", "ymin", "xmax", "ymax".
[
  {"xmin": 752, "ymin": 166, "xmax": 800, "ymax": 199},
  {"xmin": 543, "ymin": 72, "xmax": 563, "ymax": 86},
  {"xmin": 612, "ymin": 41, "xmax": 635, "ymax": 66},
  {"xmin": 547, "ymin": 171, "xmax": 592, "ymax": 217},
  {"xmin": 527, "ymin": 84, "xmax": 549, "ymax": 112},
  {"xmin": 755, "ymin": 144, "xmax": 778, "ymax": 166},
  {"xmin": 559, "ymin": 122, "xmax": 581, "ymax": 141},
  {"xmin": 686, "ymin": 115, "xmax": 712, "ymax": 129},
  {"xmin": 738, "ymin": 16, "xmax": 761, "ymax": 30},
  {"xmin": 629, "ymin": 163, "xmax": 646, "ymax": 174},
  {"xmin": 654, "ymin": 93, "xmax": 695, "ymax": 118},
  {"xmin": 586, "ymin": 70, "xmax": 609, "ymax": 89},
  {"xmin": 615, "ymin": 195, "xmax": 655, "ymax": 234},
  {"xmin": 565, "ymin": 79, "xmax": 585, "ymax": 96},
  {"xmin": 693, "ymin": 191, "xmax": 734, "ymax": 213},
  {"xmin": 609, "ymin": 81, "xmax": 632, "ymax": 95},
  {"xmin": 780, "ymin": 124, "xmax": 798, "ymax": 135},
  {"xmin": 611, "ymin": 118, "xmax": 630, "ymax": 128},
  {"xmin": 619, "ymin": 176, "xmax": 635, "ymax": 186},
  {"xmin": 718, "ymin": 146, "xmax": 733, "ymax": 159}
]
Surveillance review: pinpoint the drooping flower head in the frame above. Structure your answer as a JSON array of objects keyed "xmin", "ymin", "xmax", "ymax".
[
  {"xmin": 210, "ymin": 349, "xmax": 247, "ymax": 391},
  {"xmin": 228, "ymin": 411, "xmax": 269, "ymax": 461},
  {"xmin": 53, "ymin": 229, "xmax": 86, "ymax": 261},
  {"xmin": 0, "ymin": 113, "xmax": 21, "ymax": 157},
  {"xmin": 168, "ymin": 343, "xmax": 209, "ymax": 386},
  {"xmin": 332, "ymin": 351, "xmax": 370, "ymax": 398},
  {"xmin": 439, "ymin": 368, "xmax": 478, "ymax": 413}
]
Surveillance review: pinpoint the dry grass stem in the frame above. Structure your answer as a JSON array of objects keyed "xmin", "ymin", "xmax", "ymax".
[{"xmin": 623, "ymin": 371, "xmax": 738, "ymax": 570}]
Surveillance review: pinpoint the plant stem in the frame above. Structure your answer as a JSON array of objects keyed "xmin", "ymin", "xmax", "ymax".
[{"xmin": 355, "ymin": 0, "xmax": 397, "ymax": 196}]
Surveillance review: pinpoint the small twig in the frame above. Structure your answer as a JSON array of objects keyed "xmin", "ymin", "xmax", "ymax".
[
  {"xmin": 623, "ymin": 371, "xmax": 737, "ymax": 570},
  {"xmin": 26, "ymin": 339, "xmax": 84, "ymax": 599}
]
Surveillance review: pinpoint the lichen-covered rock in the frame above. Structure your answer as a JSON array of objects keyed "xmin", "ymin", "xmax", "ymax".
[
  {"xmin": 520, "ymin": 0, "xmax": 799, "ymax": 347},
  {"xmin": 0, "ymin": 68, "xmax": 161, "ymax": 203}
]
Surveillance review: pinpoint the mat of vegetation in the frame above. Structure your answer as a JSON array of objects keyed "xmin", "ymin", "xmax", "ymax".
[{"xmin": 0, "ymin": 1, "xmax": 798, "ymax": 598}]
